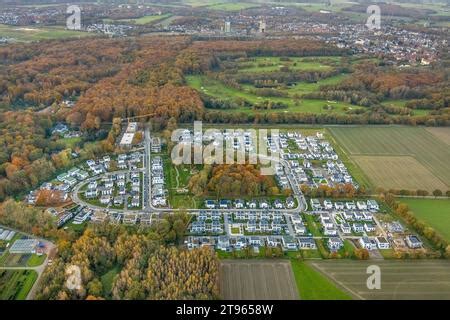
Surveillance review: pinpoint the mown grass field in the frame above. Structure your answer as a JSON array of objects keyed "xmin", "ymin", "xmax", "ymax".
[
  {"xmin": 310, "ymin": 260, "xmax": 450, "ymax": 300},
  {"xmin": 0, "ymin": 24, "xmax": 93, "ymax": 42},
  {"xmin": 238, "ymin": 56, "xmax": 338, "ymax": 73},
  {"xmin": 204, "ymin": 2, "xmax": 260, "ymax": 11},
  {"xmin": 27, "ymin": 254, "xmax": 46, "ymax": 267},
  {"xmin": 401, "ymin": 198, "xmax": 450, "ymax": 242},
  {"xmin": 0, "ymin": 269, "xmax": 37, "ymax": 300},
  {"xmin": 291, "ymin": 260, "xmax": 352, "ymax": 300},
  {"xmin": 329, "ymin": 126, "xmax": 450, "ymax": 192}
]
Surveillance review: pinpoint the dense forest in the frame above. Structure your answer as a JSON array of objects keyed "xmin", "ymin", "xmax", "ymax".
[
  {"xmin": 188, "ymin": 164, "xmax": 281, "ymax": 198},
  {"xmin": 35, "ymin": 213, "xmax": 220, "ymax": 300}
]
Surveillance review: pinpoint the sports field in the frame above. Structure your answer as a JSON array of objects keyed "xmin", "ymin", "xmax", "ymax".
[
  {"xmin": 329, "ymin": 126, "xmax": 450, "ymax": 192},
  {"xmin": 401, "ymin": 198, "xmax": 450, "ymax": 241},
  {"xmin": 311, "ymin": 260, "xmax": 450, "ymax": 300},
  {"xmin": 219, "ymin": 260, "xmax": 299, "ymax": 300}
]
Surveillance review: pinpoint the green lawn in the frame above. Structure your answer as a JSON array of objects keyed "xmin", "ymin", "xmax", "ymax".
[
  {"xmin": 401, "ymin": 198, "xmax": 450, "ymax": 242},
  {"xmin": 205, "ymin": 2, "xmax": 260, "ymax": 11},
  {"xmin": 58, "ymin": 137, "xmax": 82, "ymax": 149},
  {"xmin": 0, "ymin": 269, "xmax": 38, "ymax": 300},
  {"xmin": 0, "ymin": 24, "xmax": 93, "ymax": 42},
  {"xmin": 238, "ymin": 56, "xmax": 338, "ymax": 73},
  {"xmin": 290, "ymin": 260, "xmax": 352, "ymax": 300},
  {"xmin": 187, "ymin": 75, "xmax": 361, "ymax": 115},
  {"xmin": 27, "ymin": 254, "xmax": 46, "ymax": 267},
  {"xmin": 101, "ymin": 266, "xmax": 121, "ymax": 298}
]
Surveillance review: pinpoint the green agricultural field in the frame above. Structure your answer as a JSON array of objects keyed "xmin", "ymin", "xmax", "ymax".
[
  {"xmin": 0, "ymin": 24, "xmax": 93, "ymax": 42},
  {"xmin": 329, "ymin": 126, "xmax": 450, "ymax": 192},
  {"xmin": 0, "ymin": 269, "xmax": 38, "ymax": 300},
  {"xmin": 310, "ymin": 260, "xmax": 450, "ymax": 300},
  {"xmin": 401, "ymin": 198, "xmax": 450, "ymax": 242},
  {"xmin": 291, "ymin": 260, "xmax": 352, "ymax": 300}
]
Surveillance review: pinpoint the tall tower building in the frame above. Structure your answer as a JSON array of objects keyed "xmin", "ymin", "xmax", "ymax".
[
  {"xmin": 225, "ymin": 21, "xmax": 231, "ymax": 33},
  {"xmin": 259, "ymin": 19, "xmax": 266, "ymax": 33}
]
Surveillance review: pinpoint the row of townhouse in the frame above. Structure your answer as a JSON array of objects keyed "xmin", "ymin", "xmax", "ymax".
[
  {"xmin": 56, "ymin": 211, "xmax": 74, "ymax": 228},
  {"xmin": 117, "ymin": 152, "xmax": 142, "ymax": 170},
  {"xmin": 91, "ymin": 211, "xmax": 153, "ymax": 226},
  {"xmin": 151, "ymin": 156, "xmax": 167, "ymax": 207},
  {"xmin": 326, "ymin": 160, "xmax": 354, "ymax": 185},
  {"xmin": 359, "ymin": 236, "xmax": 391, "ymax": 250},
  {"xmin": 310, "ymin": 199, "xmax": 379, "ymax": 211},
  {"xmin": 186, "ymin": 235, "xmax": 317, "ymax": 251},
  {"xmin": 233, "ymin": 211, "xmax": 284, "ymax": 221},
  {"xmin": 290, "ymin": 214, "xmax": 307, "ymax": 235},
  {"xmin": 245, "ymin": 219, "xmax": 283, "ymax": 234},
  {"xmin": 197, "ymin": 211, "xmax": 221, "ymax": 221},
  {"xmin": 205, "ymin": 197, "xmax": 295, "ymax": 210},
  {"xmin": 190, "ymin": 220, "xmax": 224, "ymax": 234},
  {"xmin": 274, "ymin": 164, "xmax": 292, "ymax": 190},
  {"xmin": 86, "ymin": 156, "xmax": 111, "ymax": 175}
]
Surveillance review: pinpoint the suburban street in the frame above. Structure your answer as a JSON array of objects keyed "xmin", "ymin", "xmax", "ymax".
[{"xmin": 71, "ymin": 126, "xmax": 308, "ymax": 216}]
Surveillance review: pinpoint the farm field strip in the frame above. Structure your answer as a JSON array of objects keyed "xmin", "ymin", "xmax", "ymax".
[
  {"xmin": 353, "ymin": 156, "xmax": 448, "ymax": 192},
  {"xmin": 329, "ymin": 126, "xmax": 450, "ymax": 190},
  {"xmin": 426, "ymin": 127, "xmax": 450, "ymax": 146},
  {"xmin": 219, "ymin": 260, "xmax": 299, "ymax": 300},
  {"xmin": 310, "ymin": 260, "xmax": 450, "ymax": 300}
]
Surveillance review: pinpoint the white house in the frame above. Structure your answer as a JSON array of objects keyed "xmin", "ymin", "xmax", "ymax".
[
  {"xmin": 327, "ymin": 237, "xmax": 343, "ymax": 251},
  {"xmin": 406, "ymin": 235, "xmax": 423, "ymax": 249},
  {"xmin": 356, "ymin": 201, "xmax": 367, "ymax": 210},
  {"xmin": 359, "ymin": 237, "xmax": 376, "ymax": 250},
  {"xmin": 364, "ymin": 223, "xmax": 376, "ymax": 233},
  {"xmin": 340, "ymin": 223, "xmax": 352, "ymax": 234},
  {"xmin": 376, "ymin": 237, "xmax": 390, "ymax": 249},
  {"xmin": 298, "ymin": 237, "xmax": 316, "ymax": 249},
  {"xmin": 352, "ymin": 223, "xmax": 364, "ymax": 233}
]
